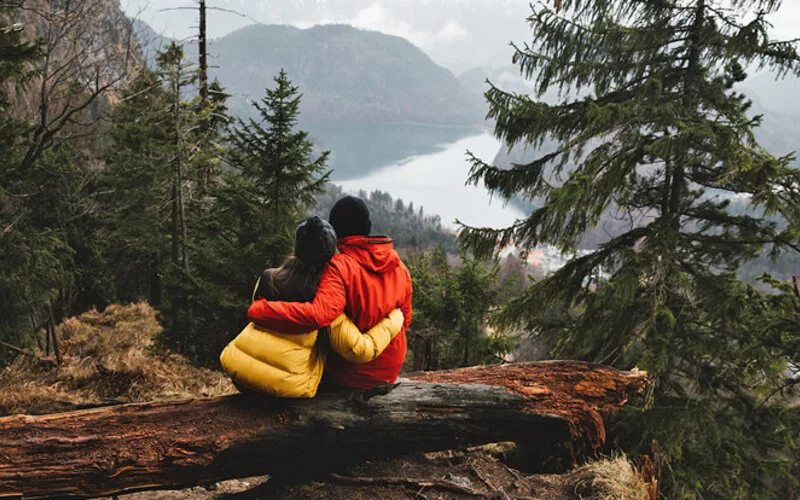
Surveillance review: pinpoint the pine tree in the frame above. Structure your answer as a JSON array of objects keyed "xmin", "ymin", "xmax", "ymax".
[
  {"xmin": 460, "ymin": 1, "xmax": 800, "ymax": 496},
  {"xmin": 195, "ymin": 79, "xmax": 230, "ymax": 193},
  {"xmin": 102, "ymin": 67, "xmax": 172, "ymax": 306},
  {"xmin": 157, "ymin": 43, "xmax": 197, "ymax": 275},
  {"xmin": 405, "ymin": 247, "xmax": 516, "ymax": 371},
  {"xmin": 0, "ymin": 6, "xmax": 44, "ymax": 363},
  {"xmin": 156, "ymin": 70, "xmax": 330, "ymax": 365},
  {"xmin": 101, "ymin": 44, "xmax": 230, "ymax": 361},
  {"xmin": 227, "ymin": 69, "xmax": 330, "ymax": 267},
  {"xmin": 0, "ymin": 2, "xmax": 136, "ymax": 365}
]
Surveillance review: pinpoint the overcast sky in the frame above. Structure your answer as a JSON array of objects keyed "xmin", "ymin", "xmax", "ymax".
[{"xmin": 121, "ymin": 0, "xmax": 800, "ymax": 75}]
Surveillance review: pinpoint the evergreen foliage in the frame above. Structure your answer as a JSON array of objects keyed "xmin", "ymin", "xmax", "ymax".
[
  {"xmin": 0, "ymin": 3, "xmax": 499, "ymax": 382},
  {"xmin": 404, "ymin": 246, "xmax": 517, "ymax": 371},
  {"xmin": 460, "ymin": 0, "xmax": 800, "ymax": 496},
  {"xmin": 0, "ymin": 6, "xmax": 40, "ymax": 357},
  {"xmin": 0, "ymin": 5, "xmax": 74, "ymax": 364},
  {"xmin": 227, "ymin": 69, "xmax": 331, "ymax": 268},
  {"xmin": 312, "ymin": 184, "xmax": 457, "ymax": 251},
  {"xmin": 159, "ymin": 69, "xmax": 332, "ymax": 365},
  {"xmin": 102, "ymin": 67, "xmax": 172, "ymax": 306},
  {"xmin": 100, "ymin": 43, "xmax": 233, "ymax": 363}
]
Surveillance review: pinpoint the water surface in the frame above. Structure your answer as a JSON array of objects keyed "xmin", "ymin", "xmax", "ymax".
[{"xmin": 337, "ymin": 132, "xmax": 527, "ymax": 230}]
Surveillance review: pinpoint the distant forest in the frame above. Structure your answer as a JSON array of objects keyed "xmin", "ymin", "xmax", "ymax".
[{"xmin": 312, "ymin": 184, "xmax": 457, "ymax": 252}]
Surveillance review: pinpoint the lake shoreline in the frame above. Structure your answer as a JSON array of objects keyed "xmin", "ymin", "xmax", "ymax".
[{"xmin": 335, "ymin": 132, "xmax": 527, "ymax": 230}]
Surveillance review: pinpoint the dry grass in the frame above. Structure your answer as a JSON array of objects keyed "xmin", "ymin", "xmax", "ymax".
[
  {"xmin": 0, "ymin": 302, "xmax": 235, "ymax": 416},
  {"xmin": 566, "ymin": 455, "xmax": 649, "ymax": 500}
]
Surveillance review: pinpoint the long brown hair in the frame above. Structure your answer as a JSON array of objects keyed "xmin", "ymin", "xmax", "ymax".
[
  {"xmin": 267, "ymin": 256, "xmax": 327, "ymax": 303},
  {"xmin": 269, "ymin": 256, "xmax": 331, "ymax": 357}
]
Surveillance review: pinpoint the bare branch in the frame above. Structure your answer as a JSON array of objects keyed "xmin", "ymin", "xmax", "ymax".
[
  {"xmin": 0, "ymin": 340, "xmax": 36, "ymax": 358},
  {"xmin": 159, "ymin": 5, "xmax": 249, "ymax": 18}
]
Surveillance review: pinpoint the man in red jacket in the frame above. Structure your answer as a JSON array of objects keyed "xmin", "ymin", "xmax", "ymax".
[{"xmin": 248, "ymin": 196, "xmax": 413, "ymax": 389}]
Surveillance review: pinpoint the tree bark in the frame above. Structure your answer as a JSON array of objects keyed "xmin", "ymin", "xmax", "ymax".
[
  {"xmin": 0, "ymin": 361, "xmax": 648, "ymax": 499},
  {"xmin": 198, "ymin": 0, "xmax": 208, "ymax": 106}
]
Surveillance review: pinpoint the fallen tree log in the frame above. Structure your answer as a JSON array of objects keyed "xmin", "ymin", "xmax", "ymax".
[
  {"xmin": 0, "ymin": 361, "xmax": 648, "ymax": 499},
  {"xmin": 407, "ymin": 361, "xmax": 648, "ymax": 456}
]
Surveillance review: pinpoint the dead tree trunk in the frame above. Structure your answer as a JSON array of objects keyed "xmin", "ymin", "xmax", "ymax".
[{"xmin": 0, "ymin": 361, "xmax": 648, "ymax": 499}]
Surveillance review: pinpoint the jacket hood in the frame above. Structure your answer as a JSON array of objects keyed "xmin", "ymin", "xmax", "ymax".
[{"xmin": 337, "ymin": 235, "xmax": 400, "ymax": 274}]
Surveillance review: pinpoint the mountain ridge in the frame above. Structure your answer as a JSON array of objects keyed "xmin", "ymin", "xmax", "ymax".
[
  {"xmin": 210, "ymin": 23, "xmax": 485, "ymax": 128},
  {"xmin": 132, "ymin": 20, "xmax": 485, "ymax": 130}
]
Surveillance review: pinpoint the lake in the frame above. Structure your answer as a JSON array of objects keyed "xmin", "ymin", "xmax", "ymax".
[{"xmin": 327, "ymin": 129, "xmax": 528, "ymax": 230}]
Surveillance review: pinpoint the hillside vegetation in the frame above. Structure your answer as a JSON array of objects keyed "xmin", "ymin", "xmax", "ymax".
[
  {"xmin": 314, "ymin": 184, "xmax": 457, "ymax": 251},
  {"xmin": 0, "ymin": 303, "xmax": 234, "ymax": 417}
]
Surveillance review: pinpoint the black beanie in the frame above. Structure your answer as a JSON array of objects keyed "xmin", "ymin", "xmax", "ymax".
[
  {"xmin": 329, "ymin": 196, "xmax": 371, "ymax": 238},
  {"xmin": 294, "ymin": 216, "xmax": 337, "ymax": 264}
]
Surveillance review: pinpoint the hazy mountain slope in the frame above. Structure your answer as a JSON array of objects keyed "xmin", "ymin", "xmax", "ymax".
[
  {"xmin": 209, "ymin": 23, "xmax": 485, "ymax": 128},
  {"xmin": 131, "ymin": 18, "xmax": 172, "ymax": 65},
  {"xmin": 123, "ymin": 0, "xmax": 535, "ymax": 74}
]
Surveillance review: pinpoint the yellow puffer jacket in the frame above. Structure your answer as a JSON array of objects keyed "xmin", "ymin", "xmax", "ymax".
[{"xmin": 219, "ymin": 309, "xmax": 404, "ymax": 398}]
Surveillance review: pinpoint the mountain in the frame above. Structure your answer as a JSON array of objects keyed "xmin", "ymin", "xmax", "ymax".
[
  {"xmin": 208, "ymin": 24, "xmax": 485, "ymax": 129},
  {"xmin": 129, "ymin": 20, "xmax": 487, "ymax": 179},
  {"xmin": 123, "ymin": 0, "xmax": 534, "ymax": 75},
  {"xmin": 131, "ymin": 18, "xmax": 172, "ymax": 66}
]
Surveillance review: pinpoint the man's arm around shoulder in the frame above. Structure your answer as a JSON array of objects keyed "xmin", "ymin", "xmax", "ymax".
[{"xmin": 247, "ymin": 259, "xmax": 348, "ymax": 333}]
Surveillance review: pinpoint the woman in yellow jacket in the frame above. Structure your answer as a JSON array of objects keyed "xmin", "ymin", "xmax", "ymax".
[{"xmin": 220, "ymin": 216, "xmax": 403, "ymax": 398}]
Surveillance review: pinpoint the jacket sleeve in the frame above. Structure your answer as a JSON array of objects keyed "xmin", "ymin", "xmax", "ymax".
[
  {"xmin": 400, "ymin": 266, "xmax": 413, "ymax": 333},
  {"xmin": 247, "ymin": 263, "xmax": 347, "ymax": 334},
  {"xmin": 328, "ymin": 309, "xmax": 404, "ymax": 363}
]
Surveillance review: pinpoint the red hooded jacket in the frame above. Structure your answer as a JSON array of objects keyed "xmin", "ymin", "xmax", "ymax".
[{"xmin": 247, "ymin": 235, "xmax": 413, "ymax": 389}]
